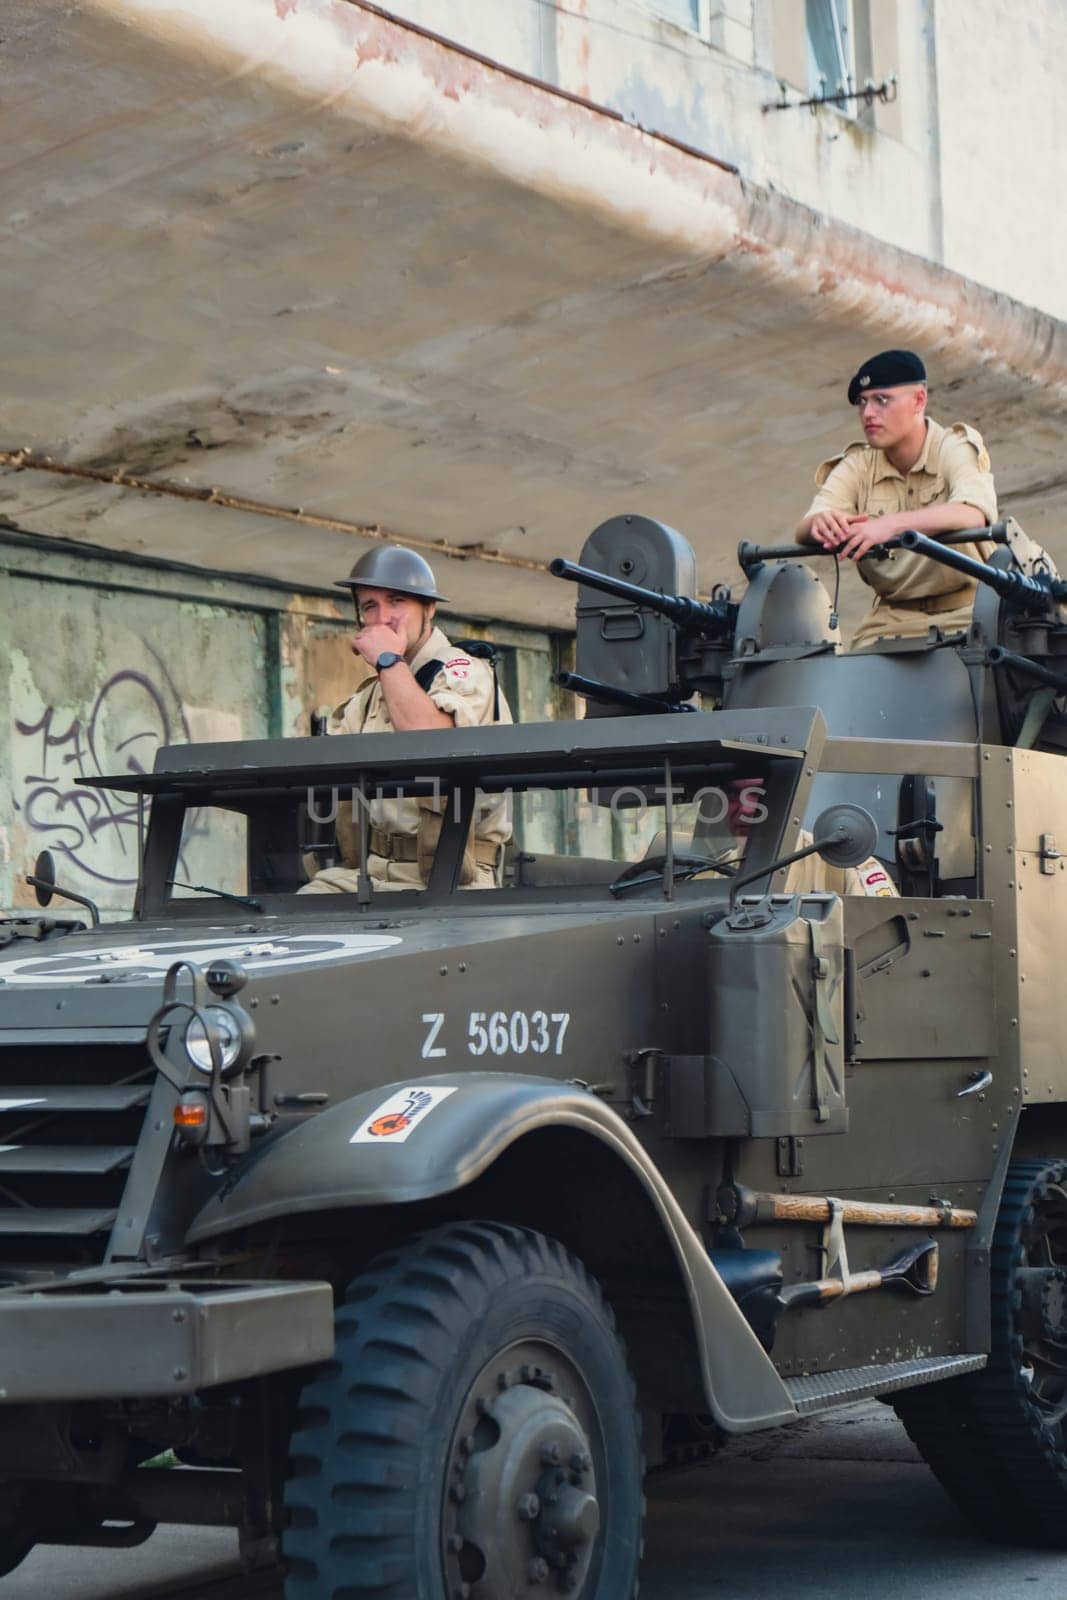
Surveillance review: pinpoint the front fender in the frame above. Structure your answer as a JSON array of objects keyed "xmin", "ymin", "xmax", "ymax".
[{"xmin": 188, "ymin": 1074, "xmax": 796, "ymax": 1431}]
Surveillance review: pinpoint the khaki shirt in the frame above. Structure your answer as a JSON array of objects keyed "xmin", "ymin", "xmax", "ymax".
[
  {"xmin": 704, "ymin": 830, "xmax": 898, "ymax": 897},
  {"xmin": 805, "ymin": 417, "xmax": 997, "ymax": 603},
  {"xmin": 784, "ymin": 832, "xmax": 898, "ymax": 898},
  {"xmin": 306, "ymin": 627, "xmax": 512, "ymax": 890},
  {"xmin": 331, "ymin": 625, "xmax": 508, "ymax": 739}
]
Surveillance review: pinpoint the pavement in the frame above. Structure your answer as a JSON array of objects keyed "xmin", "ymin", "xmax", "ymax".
[
  {"xmin": 642, "ymin": 1402, "xmax": 1067, "ymax": 1600},
  {"xmin": 2, "ymin": 1401, "xmax": 1066, "ymax": 1599}
]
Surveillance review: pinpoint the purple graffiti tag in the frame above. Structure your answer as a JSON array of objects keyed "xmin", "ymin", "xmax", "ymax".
[{"xmin": 14, "ymin": 664, "xmax": 195, "ymax": 887}]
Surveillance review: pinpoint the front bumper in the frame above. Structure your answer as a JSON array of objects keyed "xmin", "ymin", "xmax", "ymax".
[{"xmin": 0, "ymin": 1278, "xmax": 334, "ymax": 1402}]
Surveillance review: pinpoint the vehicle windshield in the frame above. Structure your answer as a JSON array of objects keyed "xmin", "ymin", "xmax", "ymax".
[{"xmin": 143, "ymin": 748, "xmax": 800, "ymax": 914}]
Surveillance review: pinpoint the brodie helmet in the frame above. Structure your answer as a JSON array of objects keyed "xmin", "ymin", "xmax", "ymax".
[{"xmin": 336, "ymin": 545, "xmax": 449, "ymax": 604}]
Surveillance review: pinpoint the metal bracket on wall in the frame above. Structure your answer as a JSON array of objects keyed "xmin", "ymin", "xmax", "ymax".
[{"xmin": 762, "ymin": 74, "xmax": 898, "ymax": 116}]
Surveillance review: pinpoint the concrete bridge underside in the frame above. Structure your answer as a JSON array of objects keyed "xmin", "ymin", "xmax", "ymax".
[{"xmin": 4, "ymin": 0, "xmax": 1066, "ymax": 635}]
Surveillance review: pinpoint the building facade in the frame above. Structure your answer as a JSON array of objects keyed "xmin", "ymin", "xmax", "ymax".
[{"xmin": 379, "ymin": 0, "xmax": 1067, "ymax": 323}]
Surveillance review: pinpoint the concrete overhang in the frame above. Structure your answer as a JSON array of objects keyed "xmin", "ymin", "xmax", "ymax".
[{"xmin": 4, "ymin": 0, "xmax": 1066, "ymax": 633}]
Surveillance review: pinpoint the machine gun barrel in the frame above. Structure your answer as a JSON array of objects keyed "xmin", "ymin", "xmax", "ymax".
[
  {"xmin": 985, "ymin": 646, "xmax": 1067, "ymax": 696},
  {"xmin": 555, "ymin": 671, "xmax": 696, "ymax": 715},
  {"xmin": 549, "ymin": 557, "xmax": 734, "ymax": 636},
  {"xmin": 738, "ymin": 523, "xmax": 1008, "ymax": 574},
  {"xmin": 898, "ymin": 530, "xmax": 1067, "ymax": 610}
]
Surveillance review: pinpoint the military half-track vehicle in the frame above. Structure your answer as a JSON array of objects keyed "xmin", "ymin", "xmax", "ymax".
[{"xmin": 1, "ymin": 513, "xmax": 1067, "ymax": 1598}]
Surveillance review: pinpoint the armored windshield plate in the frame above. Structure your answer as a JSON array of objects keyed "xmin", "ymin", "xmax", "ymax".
[{"xmin": 75, "ymin": 707, "xmax": 827, "ymax": 795}]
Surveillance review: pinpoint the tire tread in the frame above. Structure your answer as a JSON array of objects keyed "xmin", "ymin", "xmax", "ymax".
[
  {"xmin": 893, "ymin": 1159, "xmax": 1067, "ymax": 1547},
  {"xmin": 284, "ymin": 1222, "xmax": 642, "ymax": 1598}
]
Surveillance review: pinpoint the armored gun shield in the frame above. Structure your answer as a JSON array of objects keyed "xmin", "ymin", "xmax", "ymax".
[{"xmin": 568, "ymin": 515, "xmax": 698, "ymax": 711}]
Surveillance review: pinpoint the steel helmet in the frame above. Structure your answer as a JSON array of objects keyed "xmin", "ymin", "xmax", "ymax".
[{"xmin": 336, "ymin": 545, "xmax": 449, "ymax": 603}]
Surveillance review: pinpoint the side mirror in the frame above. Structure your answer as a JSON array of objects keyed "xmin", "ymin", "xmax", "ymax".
[
  {"xmin": 728, "ymin": 803, "xmax": 879, "ymax": 908},
  {"xmin": 28, "ymin": 849, "xmax": 57, "ymax": 908},
  {"xmin": 812, "ymin": 804, "xmax": 879, "ymax": 869},
  {"xmin": 25, "ymin": 849, "xmax": 100, "ymax": 927}
]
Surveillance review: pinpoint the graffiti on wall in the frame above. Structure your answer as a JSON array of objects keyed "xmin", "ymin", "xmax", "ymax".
[
  {"xmin": 14, "ymin": 658, "xmax": 198, "ymax": 888},
  {"xmin": 2, "ymin": 573, "xmax": 279, "ymax": 911}
]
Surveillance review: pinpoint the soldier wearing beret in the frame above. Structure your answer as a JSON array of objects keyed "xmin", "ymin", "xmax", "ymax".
[
  {"xmin": 301, "ymin": 545, "xmax": 512, "ymax": 894},
  {"xmin": 795, "ymin": 350, "xmax": 997, "ymax": 648}
]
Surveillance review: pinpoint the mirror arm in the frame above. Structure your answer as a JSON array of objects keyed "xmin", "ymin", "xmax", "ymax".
[
  {"xmin": 727, "ymin": 831, "xmax": 843, "ymax": 910},
  {"xmin": 24, "ymin": 874, "xmax": 101, "ymax": 928}
]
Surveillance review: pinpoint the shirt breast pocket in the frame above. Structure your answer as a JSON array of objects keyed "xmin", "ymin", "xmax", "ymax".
[
  {"xmin": 866, "ymin": 483, "xmax": 903, "ymax": 517},
  {"xmin": 916, "ymin": 476, "xmax": 947, "ymax": 508}
]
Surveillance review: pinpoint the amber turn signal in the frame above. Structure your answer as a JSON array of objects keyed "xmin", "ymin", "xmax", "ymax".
[
  {"xmin": 174, "ymin": 1095, "xmax": 209, "ymax": 1142},
  {"xmin": 175, "ymin": 1101, "xmax": 207, "ymax": 1128}
]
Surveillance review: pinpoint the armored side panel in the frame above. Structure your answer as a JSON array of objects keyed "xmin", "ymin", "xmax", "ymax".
[
  {"xmin": 981, "ymin": 745, "xmax": 1067, "ymax": 1104},
  {"xmin": 704, "ymin": 896, "xmax": 846, "ymax": 1134},
  {"xmin": 732, "ymin": 561, "xmax": 840, "ymax": 661},
  {"xmin": 574, "ymin": 515, "xmax": 697, "ymax": 709},
  {"xmin": 726, "ymin": 650, "xmax": 977, "ymax": 879}
]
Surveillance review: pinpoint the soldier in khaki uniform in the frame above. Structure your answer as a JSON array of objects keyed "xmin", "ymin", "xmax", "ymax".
[
  {"xmin": 795, "ymin": 350, "xmax": 998, "ymax": 649},
  {"xmin": 784, "ymin": 834, "xmax": 897, "ymax": 897},
  {"xmin": 697, "ymin": 780, "xmax": 898, "ymax": 897},
  {"xmin": 301, "ymin": 546, "xmax": 511, "ymax": 894}
]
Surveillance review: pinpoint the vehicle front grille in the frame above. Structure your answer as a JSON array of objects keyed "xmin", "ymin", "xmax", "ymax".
[{"xmin": 0, "ymin": 1042, "xmax": 154, "ymax": 1272}]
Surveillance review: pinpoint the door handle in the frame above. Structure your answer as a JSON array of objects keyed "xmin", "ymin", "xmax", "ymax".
[{"xmin": 957, "ymin": 1069, "xmax": 993, "ymax": 1099}]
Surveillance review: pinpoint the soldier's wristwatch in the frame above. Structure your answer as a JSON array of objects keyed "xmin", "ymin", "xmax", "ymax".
[{"xmin": 375, "ymin": 651, "xmax": 403, "ymax": 672}]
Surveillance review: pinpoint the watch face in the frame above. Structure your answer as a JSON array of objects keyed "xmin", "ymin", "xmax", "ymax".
[{"xmin": 376, "ymin": 651, "xmax": 401, "ymax": 671}]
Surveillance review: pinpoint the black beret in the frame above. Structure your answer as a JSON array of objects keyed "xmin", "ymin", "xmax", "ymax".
[{"xmin": 847, "ymin": 349, "xmax": 926, "ymax": 405}]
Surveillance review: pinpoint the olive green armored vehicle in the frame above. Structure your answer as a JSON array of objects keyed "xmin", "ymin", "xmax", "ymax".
[{"xmin": 1, "ymin": 514, "xmax": 1066, "ymax": 1598}]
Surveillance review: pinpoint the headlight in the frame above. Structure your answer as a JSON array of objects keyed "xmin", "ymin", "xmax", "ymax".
[{"xmin": 184, "ymin": 1006, "xmax": 242, "ymax": 1074}]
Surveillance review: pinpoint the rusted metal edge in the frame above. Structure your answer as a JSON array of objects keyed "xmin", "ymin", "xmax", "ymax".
[
  {"xmin": 343, "ymin": 0, "xmax": 741, "ymax": 177},
  {"xmin": 0, "ymin": 450, "xmax": 549, "ymax": 576}
]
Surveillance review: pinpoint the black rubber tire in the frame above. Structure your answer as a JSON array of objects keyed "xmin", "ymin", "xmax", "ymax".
[
  {"xmin": 0, "ymin": 1537, "xmax": 34, "ymax": 1580},
  {"xmin": 0, "ymin": 1484, "xmax": 42, "ymax": 1578},
  {"xmin": 283, "ymin": 1221, "xmax": 644, "ymax": 1599},
  {"xmin": 893, "ymin": 1159, "xmax": 1067, "ymax": 1546}
]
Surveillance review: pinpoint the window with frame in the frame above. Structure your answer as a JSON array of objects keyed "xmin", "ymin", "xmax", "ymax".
[
  {"xmin": 643, "ymin": 0, "xmax": 702, "ymax": 33},
  {"xmin": 806, "ymin": 0, "xmax": 854, "ymax": 94}
]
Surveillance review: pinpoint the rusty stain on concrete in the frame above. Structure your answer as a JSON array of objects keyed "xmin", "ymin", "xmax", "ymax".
[{"xmin": 0, "ymin": 450, "xmax": 552, "ymax": 575}]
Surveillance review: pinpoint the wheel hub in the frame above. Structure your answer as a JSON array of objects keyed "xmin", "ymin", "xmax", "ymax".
[
  {"xmin": 1041, "ymin": 1268, "xmax": 1067, "ymax": 1342},
  {"xmin": 1017, "ymin": 1266, "xmax": 1067, "ymax": 1342},
  {"xmin": 1014, "ymin": 1176, "xmax": 1067, "ymax": 1436},
  {"xmin": 444, "ymin": 1364, "xmax": 600, "ymax": 1597}
]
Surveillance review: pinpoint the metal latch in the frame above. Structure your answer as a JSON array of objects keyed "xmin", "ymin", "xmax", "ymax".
[
  {"xmin": 1039, "ymin": 834, "xmax": 1061, "ymax": 876},
  {"xmin": 776, "ymin": 1136, "xmax": 804, "ymax": 1177},
  {"xmin": 625, "ymin": 1047, "xmax": 661, "ymax": 1118}
]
